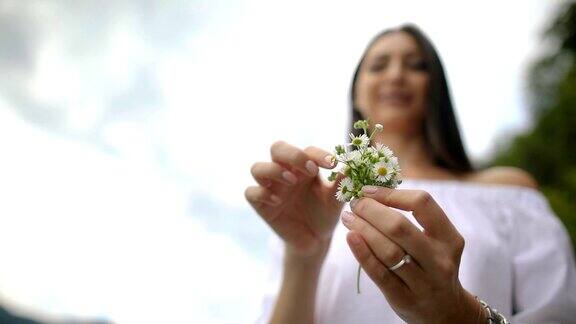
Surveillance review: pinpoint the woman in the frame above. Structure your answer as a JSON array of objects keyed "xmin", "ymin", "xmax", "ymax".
[{"xmin": 245, "ymin": 24, "xmax": 576, "ymax": 323}]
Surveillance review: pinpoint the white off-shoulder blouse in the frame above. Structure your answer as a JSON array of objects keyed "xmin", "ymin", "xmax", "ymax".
[{"xmin": 255, "ymin": 179, "xmax": 576, "ymax": 323}]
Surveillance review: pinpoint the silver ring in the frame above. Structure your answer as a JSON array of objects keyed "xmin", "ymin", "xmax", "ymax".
[{"xmin": 388, "ymin": 254, "xmax": 411, "ymax": 271}]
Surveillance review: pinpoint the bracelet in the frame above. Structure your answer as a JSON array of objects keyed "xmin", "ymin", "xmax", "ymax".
[{"xmin": 474, "ymin": 296, "xmax": 509, "ymax": 324}]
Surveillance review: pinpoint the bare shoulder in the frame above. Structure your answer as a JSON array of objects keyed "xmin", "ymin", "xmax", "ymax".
[{"xmin": 465, "ymin": 166, "xmax": 539, "ymax": 189}]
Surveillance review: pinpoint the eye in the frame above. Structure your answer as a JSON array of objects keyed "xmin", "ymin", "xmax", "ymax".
[
  {"xmin": 368, "ymin": 61, "xmax": 387, "ymax": 72},
  {"xmin": 407, "ymin": 59, "xmax": 427, "ymax": 71},
  {"xmin": 368, "ymin": 63, "xmax": 385, "ymax": 72},
  {"xmin": 366, "ymin": 56, "xmax": 389, "ymax": 72}
]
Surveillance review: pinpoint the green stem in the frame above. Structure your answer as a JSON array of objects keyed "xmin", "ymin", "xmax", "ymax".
[{"xmin": 356, "ymin": 263, "xmax": 362, "ymax": 294}]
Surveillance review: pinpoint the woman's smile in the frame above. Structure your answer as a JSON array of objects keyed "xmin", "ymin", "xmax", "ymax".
[{"xmin": 378, "ymin": 90, "xmax": 413, "ymax": 106}]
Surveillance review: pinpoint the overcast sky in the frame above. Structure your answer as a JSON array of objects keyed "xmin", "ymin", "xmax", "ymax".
[{"xmin": 0, "ymin": 0, "xmax": 561, "ymax": 323}]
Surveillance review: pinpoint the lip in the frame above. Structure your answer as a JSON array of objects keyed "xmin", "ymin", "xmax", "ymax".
[{"xmin": 378, "ymin": 91, "xmax": 412, "ymax": 106}]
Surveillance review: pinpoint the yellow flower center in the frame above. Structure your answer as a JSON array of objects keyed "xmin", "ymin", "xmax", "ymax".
[{"xmin": 377, "ymin": 166, "xmax": 388, "ymax": 176}]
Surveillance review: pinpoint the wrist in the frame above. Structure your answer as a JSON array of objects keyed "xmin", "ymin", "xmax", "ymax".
[
  {"xmin": 284, "ymin": 238, "xmax": 332, "ymax": 270},
  {"xmin": 439, "ymin": 287, "xmax": 487, "ymax": 324},
  {"xmin": 460, "ymin": 289, "xmax": 489, "ymax": 324}
]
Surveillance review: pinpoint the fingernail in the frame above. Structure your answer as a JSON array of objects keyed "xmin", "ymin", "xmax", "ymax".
[
  {"xmin": 341, "ymin": 211, "xmax": 355, "ymax": 225},
  {"xmin": 282, "ymin": 171, "xmax": 298, "ymax": 184},
  {"xmin": 324, "ymin": 155, "xmax": 334, "ymax": 167},
  {"xmin": 350, "ymin": 198, "xmax": 359, "ymax": 208},
  {"xmin": 305, "ymin": 160, "xmax": 318, "ymax": 176},
  {"xmin": 270, "ymin": 194, "xmax": 282, "ymax": 205},
  {"xmin": 362, "ymin": 186, "xmax": 378, "ymax": 194}
]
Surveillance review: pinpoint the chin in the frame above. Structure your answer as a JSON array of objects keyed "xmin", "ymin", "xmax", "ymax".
[
  {"xmin": 371, "ymin": 111, "xmax": 410, "ymax": 125},
  {"xmin": 368, "ymin": 115, "xmax": 420, "ymax": 134}
]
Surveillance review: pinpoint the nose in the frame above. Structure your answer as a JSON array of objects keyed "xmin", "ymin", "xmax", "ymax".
[{"xmin": 384, "ymin": 60, "xmax": 405, "ymax": 85}]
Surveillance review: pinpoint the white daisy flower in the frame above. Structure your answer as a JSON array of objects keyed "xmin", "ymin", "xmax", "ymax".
[
  {"xmin": 386, "ymin": 157, "xmax": 401, "ymax": 180},
  {"xmin": 335, "ymin": 191, "xmax": 349, "ymax": 202},
  {"xmin": 335, "ymin": 177, "xmax": 355, "ymax": 202},
  {"xmin": 349, "ymin": 133, "xmax": 370, "ymax": 148},
  {"xmin": 374, "ymin": 142, "xmax": 393, "ymax": 159},
  {"xmin": 373, "ymin": 160, "xmax": 396, "ymax": 182},
  {"xmin": 388, "ymin": 156, "xmax": 399, "ymax": 167},
  {"xmin": 340, "ymin": 177, "xmax": 354, "ymax": 190},
  {"xmin": 344, "ymin": 150, "xmax": 362, "ymax": 164}
]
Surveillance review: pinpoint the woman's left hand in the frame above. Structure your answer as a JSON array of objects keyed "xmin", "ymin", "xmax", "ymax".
[{"xmin": 342, "ymin": 185, "xmax": 484, "ymax": 324}]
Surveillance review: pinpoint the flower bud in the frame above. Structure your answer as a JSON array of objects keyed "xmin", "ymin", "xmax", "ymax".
[{"xmin": 353, "ymin": 120, "xmax": 369, "ymax": 130}]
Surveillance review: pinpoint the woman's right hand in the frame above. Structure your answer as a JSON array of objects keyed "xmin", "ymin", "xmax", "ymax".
[{"xmin": 245, "ymin": 141, "xmax": 345, "ymax": 259}]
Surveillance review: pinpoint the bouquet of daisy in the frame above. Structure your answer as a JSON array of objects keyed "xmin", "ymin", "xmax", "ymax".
[
  {"xmin": 328, "ymin": 120, "xmax": 402, "ymax": 202},
  {"xmin": 328, "ymin": 119, "xmax": 402, "ymax": 293}
]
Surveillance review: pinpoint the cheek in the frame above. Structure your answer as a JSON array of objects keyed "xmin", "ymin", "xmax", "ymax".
[
  {"xmin": 412, "ymin": 76, "xmax": 430, "ymax": 109},
  {"xmin": 354, "ymin": 77, "xmax": 378, "ymax": 111}
]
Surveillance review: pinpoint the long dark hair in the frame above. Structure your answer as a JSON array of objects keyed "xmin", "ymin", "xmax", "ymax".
[{"xmin": 350, "ymin": 24, "xmax": 473, "ymax": 173}]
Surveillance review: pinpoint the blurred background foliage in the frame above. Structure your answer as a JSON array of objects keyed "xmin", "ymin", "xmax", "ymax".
[{"xmin": 489, "ymin": 1, "xmax": 576, "ymax": 248}]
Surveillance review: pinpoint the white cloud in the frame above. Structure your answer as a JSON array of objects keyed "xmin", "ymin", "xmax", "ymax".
[{"xmin": 0, "ymin": 102, "xmax": 269, "ymax": 323}]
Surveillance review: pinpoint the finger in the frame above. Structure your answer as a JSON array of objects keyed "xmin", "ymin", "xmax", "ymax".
[
  {"xmin": 251, "ymin": 162, "xmax": 299, "ymax": 186},
  {"xmin": 346, "ymin": 231, "xmax": 409, "ymax": 297},
  {"xmin": 270, "ymin": 141, "xmax": 319, "ymax": 177},
  {"xmin": 341, "ymin": 211, "xmax": 425, "ymax": 292},
  {"xmin": 350, "ymin": 197, "xmax": 434, "ymax": 269},
  {"xmin": 244, "ymin": 186, "xmax": 282, "ymax": 214},
  {"xmin": 361, "ymin": 187, "xmax": 460, "ymax": 243},
  {"xmin": 303, "ymin": 146, "xmax": 337, "ymax": 169},
  {"xmin": 245, "ymin": 186, "xmax": 320, "ymax": 254}
]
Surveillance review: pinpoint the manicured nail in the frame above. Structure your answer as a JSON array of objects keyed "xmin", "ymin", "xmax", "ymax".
[
  {"xmin": 270, "ymin": 194, "xmax": 282, "ymax": 205},
  {"xmin": 341, "ymin": 211, "xmax": 355, "ymax": 225},
  {"xmin": 362, "ymin": 186, "xmax": 378, "ymax": 194},
  {"xmin": 282, "ymin": 171, "xmax": 298, "ymax": 184},
  {"xmin": 324, "ymin": 155, "xmax": 334, "ymax": 167},
  {"xmin": 305, "ymin": 160, "xmax": 318, "ymax": 176}
]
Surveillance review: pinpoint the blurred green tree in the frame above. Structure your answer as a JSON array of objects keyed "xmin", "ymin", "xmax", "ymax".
[{"xmin": 490, "ymin": 2, "xmax": 576, "ymax": 247}]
